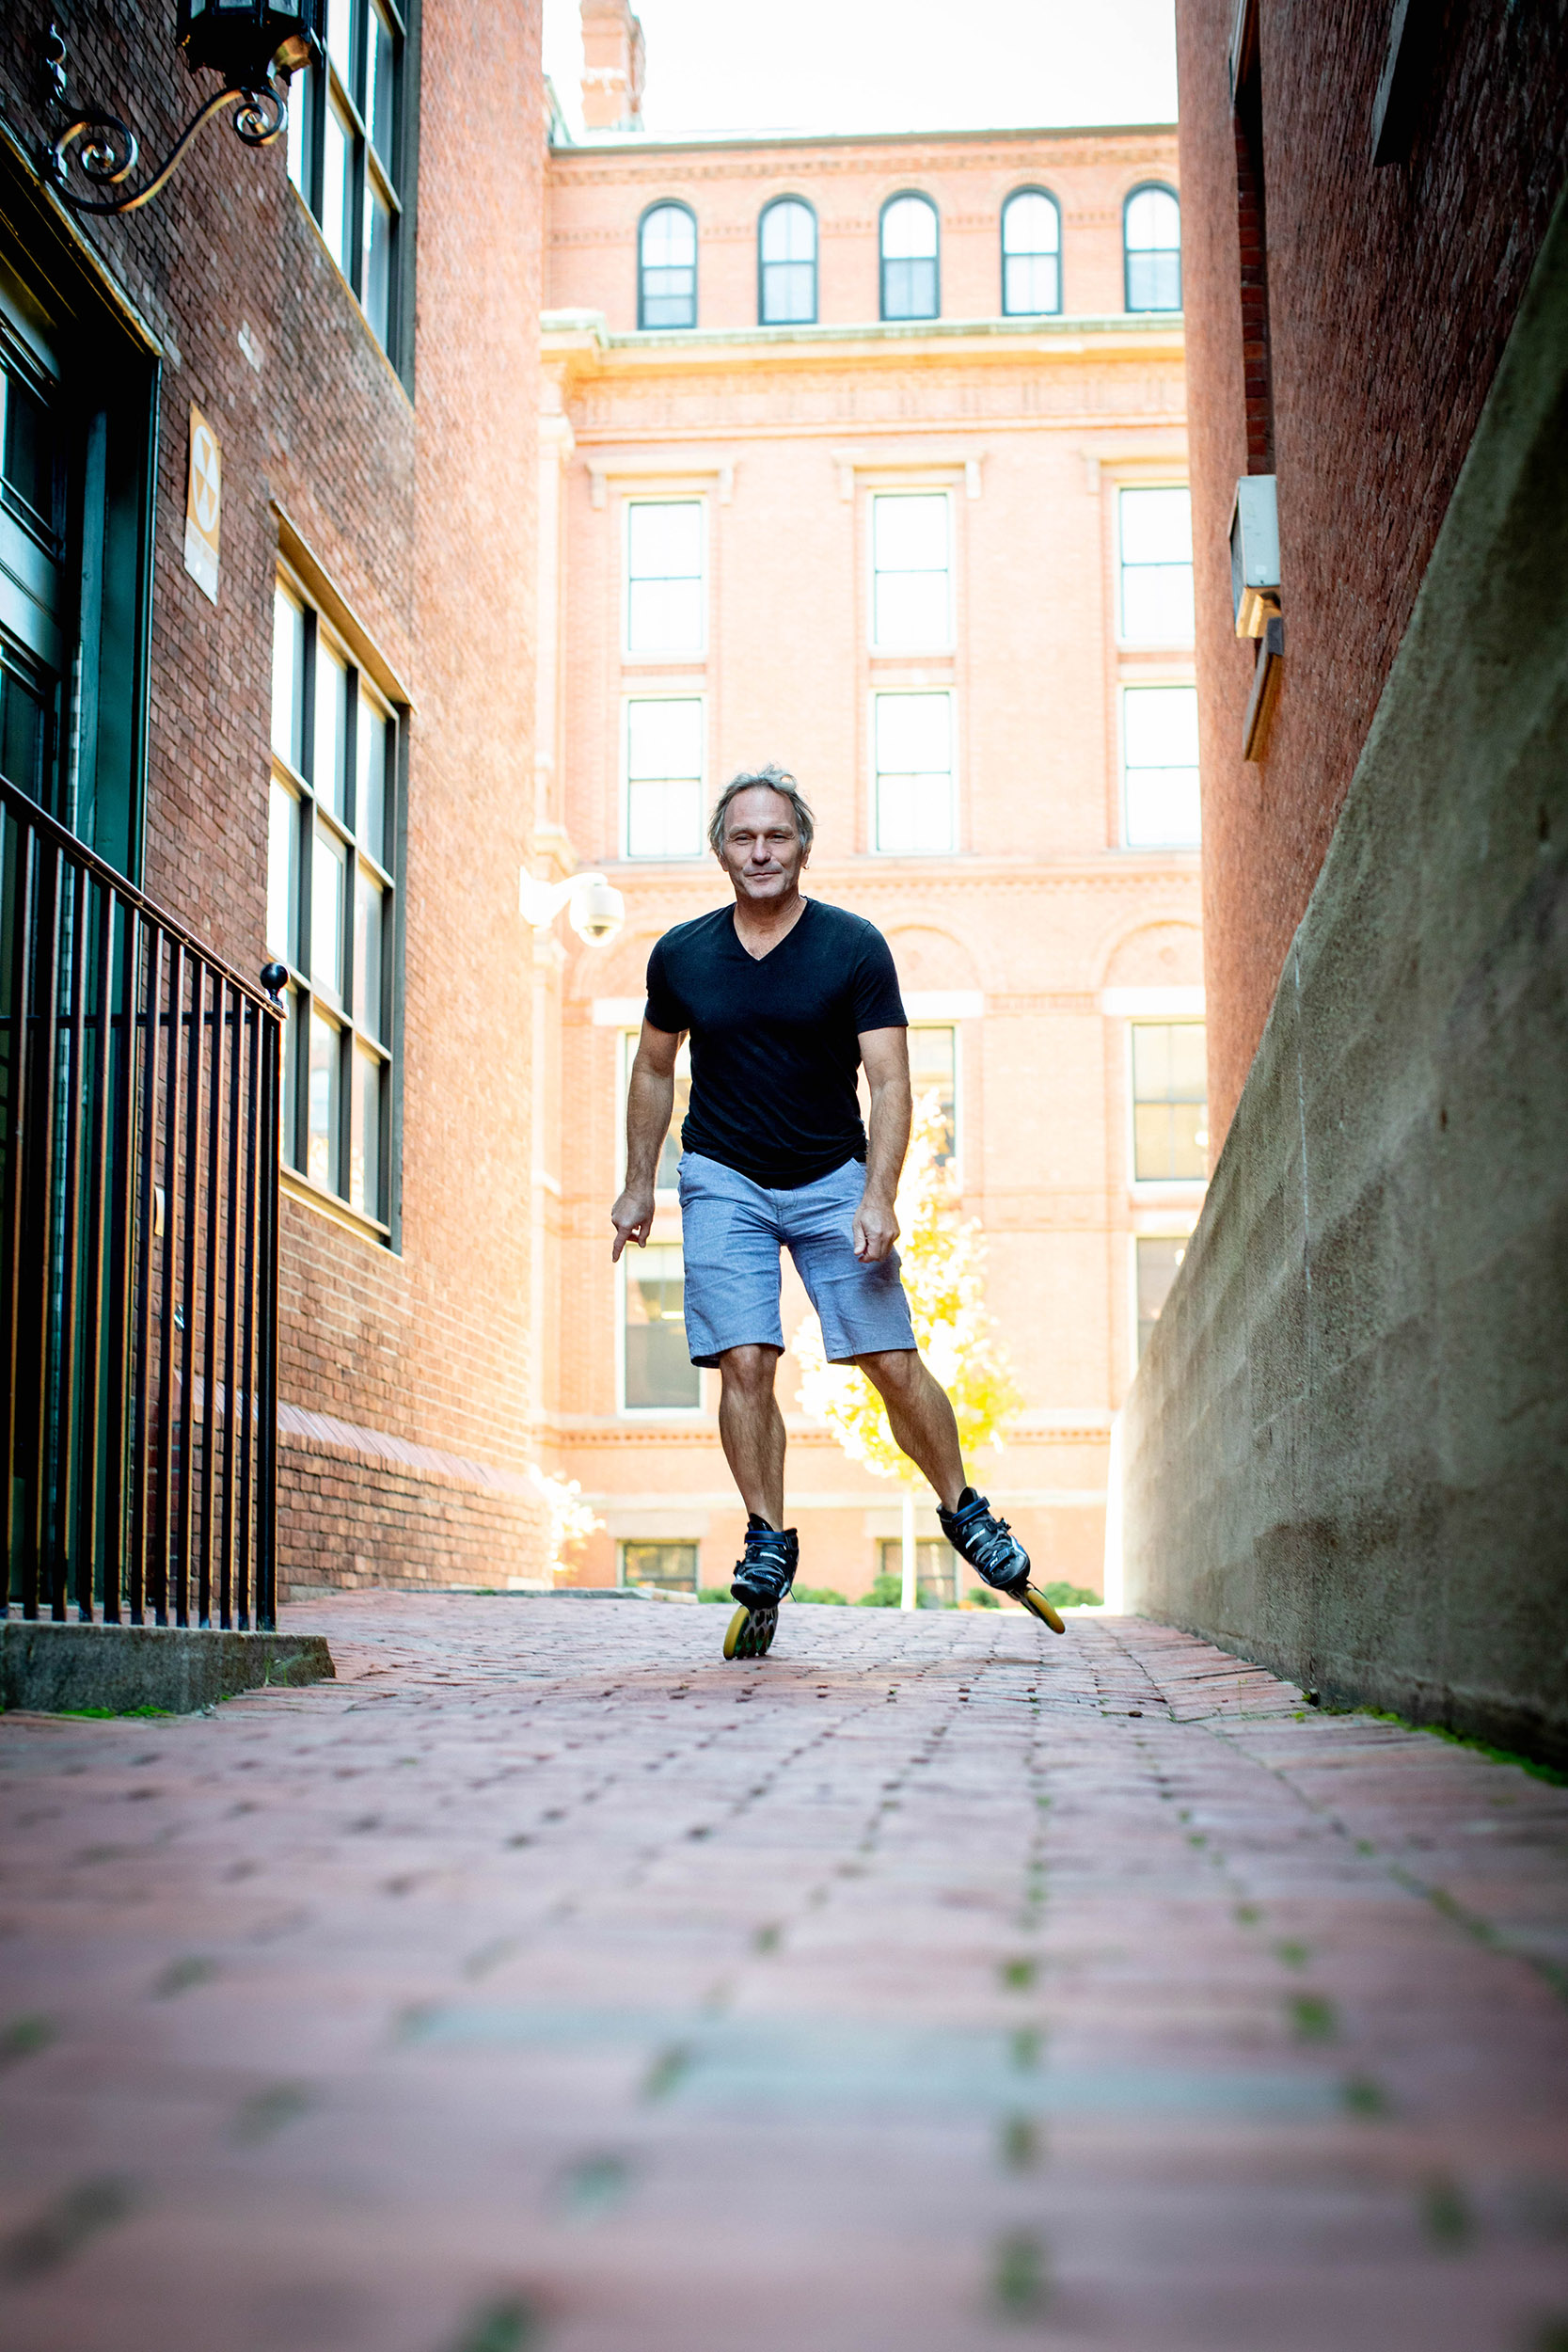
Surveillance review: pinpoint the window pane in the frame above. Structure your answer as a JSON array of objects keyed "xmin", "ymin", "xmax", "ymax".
[
  {"xmin": 909, "ymin": 1026, "xmax": 956, "ymax": 1163},
  {"xmin": 311, "ymin": 821, "xmax": 347, "ymax": 1002},
  {"xmin": 313, "ymin": 643, "xmax": 349, "ymax": 817},
  {"xmin": 1, "ymin": 370, "xmax": 55, "ymax": 530},
  {"xmin": 873, "ymin": 493, "xmax": 949, "ymax": 650},
  {"xmin": 761, "ymin": 260, "xmax": 816, "ymax": 324},
  {"xmin": 882, "ymin": 257, "xmax": 938, "ymax": 320},
  {"xmin": 356, "ymin": 691, "xmax": 388, "ymax": 863},
  {"xmin": 1126, "ymin": 186, "xmax": 1181, "ymax": 251},
  {"xmin": 624, "ymin": 1244, "xmax": 699, "ymax": 1407},
  {"xmin": 1124, "ymin": 685, "xmax": 1200, "ymax": 848},
  {"xmin": 354, "ymin": 866, "xmax": 384, "ymax": 1038},
  {"xmin": 1119, "ymin": 488, "xmax": 1194, "ymax": 644},
  {"xmin": 267, "ymin": 777, "xmax": 300, "ymax": 964},
  {"xmin": 876, "ymin": 691, "xmax": 950, "ymax": 774},
  {"xmin": 0, "ymin": 658, "xmax": 49, "ymax": 799},
  {"xmin": 1120, "ymin": 486, "xmax": 1191, "ymax": 565},
  {"xmin": 351, "ymin": 1042, "xmax": 383, "ymax": 1219},
  {"xmin": 368, "ymin": 1, "xmax": 396, "ymax": 169},
  {"xmin": 326, "ymin": 0, "xmax": 356, "ymax": 90},
  {"xmin": 641, "ymin": 206, "xmax": 696, "ymax": 327},
  {"xmin": 882, "ymin": 196, "xmax": 938, "ymax": 258},
  {"xmin": 271, "ymin": 587, "xmax": 306, "ymax": 769},
  {"xmin": 322, "ymin": 99, "xmax": 354, "ymax": 278},
  {"xmin": 280, "ymin": 984, "xmax": 304, "ymax": 1170},
  {"xmin": 622, "ymin": 1541, "xmax": 699, "ymax": 1592},
  {"xmin": 761, "ymin": 199, "xmax": 815, "ymax": 262},
  {"xmin": 1003, "ymin": 192, "xmax": 1058, "ymax": 256},
  {"xmin": 286, "ymin": 64, "xmax": 309, "ymax": 194},
  {"xmin": 1004, "ymin": 252, "xmax": 1059, "ymax": 313},
  {"xmin": 1136, "ymin": 1235, "xmax": 1187, "ymax": 1359},
  {"xmin": 626, "ymin": 501, "xmax": 704, "ymax": 654},
  {"xmin": 874, "ymin": 493, "xmax": 947, "ymax": 571},
  {"xmin": 308, "ymin": 1010, "xmax": 342, "ymax": 1195},
  {"xmin": 642, "ymin": 205, "xmax": 695, "ymax": 266},
  {"xmin": 875, "ymin": 691, "xmax": 955, "ymax": 852},
  {"xmin": 628, "ymin": 780, "xmax": 702, "ymax": 860},
  {"xmin": 627, "ymin": 695, "xmax": 703, "ymax": 780},
  {"xmin": 363, "ymin": 178, "xmax": 393, "ymax": 346},
  {"xmin": 1132, "ymin": 1022, "xmax": 1208, "ymax": 1180}
]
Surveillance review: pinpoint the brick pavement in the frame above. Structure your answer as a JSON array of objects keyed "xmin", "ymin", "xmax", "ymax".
[{"xmin": 2, "ymin": 1597, "xmax": 1567, "ymax": 2352}]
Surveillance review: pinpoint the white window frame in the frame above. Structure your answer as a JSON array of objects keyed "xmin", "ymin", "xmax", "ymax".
[
  {"xmin": 868, "ymin": 486, "xmax": 956, "ymax": 655},
  {"xmin": 1117, "ymin": 676, "xmax": 1201, "ymax": 850},
  {"xmin": 618, "ymin": 1028, "xmax": 692, "ymax": 1200},
  {"xmin": 622, "ymin": 691, "xmax": 707, "ymax": 862},
  {"xmin": 869, "ymin": 686, "xmax": 958, "ymax": 856},
  {"xmin": 616, "ymin": 1244, "xmax": 704, "ymax": 1419},
  {"xmin": 622, "ymin": 493, "xmax": 707, "ymax": 664},
  {"xmin": 1116, "ymin": 482, "xmax": 1195, "ymax": 649},
  {"xmin": 1129, "ymin": 1224, "xmax": 1198, "ymax": 1367},
  {"xmin": 907, "ymin": 1022, "xmax": 961, "ymax": 1185},
  {"xmin": 1125, "ymin": 1019, "xmax": 1210, "ymax": 1197}
]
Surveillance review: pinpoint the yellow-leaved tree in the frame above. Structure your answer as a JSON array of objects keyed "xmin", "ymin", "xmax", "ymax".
[{"xmin": 795, "ymin": 1094, "xmax": 1021, "ymax": 1608}]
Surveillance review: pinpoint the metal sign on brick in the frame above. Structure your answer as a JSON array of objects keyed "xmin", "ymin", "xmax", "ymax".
[{"xmin": 183, "ymin": 403, "xmax": 221, "ymax": 604}]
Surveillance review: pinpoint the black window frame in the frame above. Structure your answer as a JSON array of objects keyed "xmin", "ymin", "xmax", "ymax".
[
  {"xmin": 638, "ymin": 200, "xmax": 699, "ymax": 331},
  {"xmin": 287, "ymin": 0, "xmax": 418, "ymax": 383},
  {"xmin": 1123, "ymin": 181, "xmax": 1183, "ymax": 314},
  {"xmin": 879, "ymin": 192, "xmax": 941, "ymax": 323},
  {"xmin": 267, "ymin": 570, "xmax": 405, "ymax": 1247},
  {"xmin": 756, "ymin": 195, "xmax": 818, "ymax": 326},
  {"xmin": 1000, "ymin": 185, "xmax": 1063, "ymax": 317}
]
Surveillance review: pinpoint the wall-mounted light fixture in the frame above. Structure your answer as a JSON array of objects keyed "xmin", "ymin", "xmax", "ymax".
[
  {"xmin": 44, "ymin": 3, "xmax": 320, "ymax": 217},
  {"xmin": 519, "ymin": 869, "xmax": 626, "ymax": 947}
]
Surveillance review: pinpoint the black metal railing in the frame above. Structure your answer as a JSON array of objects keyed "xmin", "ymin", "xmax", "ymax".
[{"xmin": 1, "ymin": 774, "xmax": 282, "ymax": 1629}]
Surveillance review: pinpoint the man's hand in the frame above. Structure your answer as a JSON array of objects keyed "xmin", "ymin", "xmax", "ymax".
[
  {"xmin": 853, "ymin": 1187, "xmax": 899, "ymax": 1263},
  {"xmin": 610, "ymin": 1184, "xmax": 656, "ymax": 1262}
]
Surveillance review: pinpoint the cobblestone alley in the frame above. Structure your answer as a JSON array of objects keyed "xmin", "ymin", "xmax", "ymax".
[{"xmin": 3, "ymin": 1597, "xmax": 1568, "ymax": 2352}]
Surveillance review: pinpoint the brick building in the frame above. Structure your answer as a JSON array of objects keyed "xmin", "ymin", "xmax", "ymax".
[
  {"xmin": 1, "ymin": 0, "xmax": 554, "ymax": 1597},
  {"xmin": 1122, "ymin": 0, "xmax": 1568, "ymax": 1759},
  {"xmin": 531, "ymin": 16, "xmax": 1201, "ymax": 1601}
]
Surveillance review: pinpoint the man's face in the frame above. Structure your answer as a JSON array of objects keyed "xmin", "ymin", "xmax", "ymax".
[{"xmin": 718, "ymin": 787, "xmax": 807, "ymax": 905}]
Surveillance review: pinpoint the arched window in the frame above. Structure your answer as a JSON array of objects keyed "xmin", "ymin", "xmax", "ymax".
[
  {"xmin": 639, "ymin": 202, "xmax": 697, "ymax": 329},
  {"xmin": 758, "ymin": 197, "xmax": 816, "ymax": 324},
  {"xmin": 880, "ymin": 193, "xmax": 939, "ymax": 322},
  {"xmin": 1001, "ymin": 188, "xmax": 1061, "ymax": 315},
  {"xmin": 1124, "ymin": 184, "xmax": 1181, "ymax": 311}
]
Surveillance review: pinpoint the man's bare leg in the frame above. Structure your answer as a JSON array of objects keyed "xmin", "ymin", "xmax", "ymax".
[
  {"xmin": 717, "ymin": 1344, "xmax": 787, "ymax": 1528},
  {"xmin": 854, "ymin": 1348, "xmax": 966, "ymax": 1511}
]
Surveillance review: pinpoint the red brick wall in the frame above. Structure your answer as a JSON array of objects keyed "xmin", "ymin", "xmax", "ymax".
[
  {"xmin": 1180, "ymin": 0, "xmax": 1568, "ymax": 1135},
  {"xmin": 2, "ymin": 2, "xmax": 552, "ymax": 1593}
]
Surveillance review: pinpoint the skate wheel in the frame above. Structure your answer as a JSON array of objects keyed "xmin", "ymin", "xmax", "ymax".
[
  {"xmin": 723, "ymin": 1605, "xmax": 749, "ymax": 1661},
  {"xmin": 1021, "ymin": 1587, "xmax": 1067, "ymax": 1636}
]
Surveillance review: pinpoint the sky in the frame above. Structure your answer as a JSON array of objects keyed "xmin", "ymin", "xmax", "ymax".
[{"xmin": 542, "ymin": 0, "xmax": 1180, "ymax": 141}]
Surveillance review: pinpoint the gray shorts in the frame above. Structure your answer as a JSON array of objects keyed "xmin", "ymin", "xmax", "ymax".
[{"xmin": 675, "ymin": 1151, "xmax": 918, "ymax": 1368}]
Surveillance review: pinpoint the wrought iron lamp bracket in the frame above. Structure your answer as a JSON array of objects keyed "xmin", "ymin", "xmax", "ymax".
[{"xmin": 43, "ymin": 22, "xmax": 289, "ymax": 217}]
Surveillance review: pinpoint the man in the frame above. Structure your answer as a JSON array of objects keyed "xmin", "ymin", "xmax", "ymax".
[{"xmin": 610, "ymin": 765, "xmax": 1063, "ymax": 1642}]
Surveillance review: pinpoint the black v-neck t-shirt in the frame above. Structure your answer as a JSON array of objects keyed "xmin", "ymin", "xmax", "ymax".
[{"xmin": 643, "ymin": 898, "xmax": 907, "ymax": 1188}]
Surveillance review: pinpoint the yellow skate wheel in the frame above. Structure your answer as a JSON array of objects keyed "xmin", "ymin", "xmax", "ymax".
[
  {"xmin": 723, "ymin": 1605, "xmax": 750, "ymax": 1660},
  {"xmin": 1021, "ymin": 1587, "xmax": 1067, "ymax": 1636}
]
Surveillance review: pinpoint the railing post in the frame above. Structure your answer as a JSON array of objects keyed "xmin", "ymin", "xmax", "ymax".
[{"xmin": 257, "ymin": 964, "xmax": 286, "ymax": 1632}]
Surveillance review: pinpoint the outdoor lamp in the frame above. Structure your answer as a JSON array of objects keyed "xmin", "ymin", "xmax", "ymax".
[
  {"xmin": 43, "ymin": 3, "xmax": 321, "ymax": 216},
  {"xmin": 518, "ymin": 869, "xmax": 626, "ymax": 947}
]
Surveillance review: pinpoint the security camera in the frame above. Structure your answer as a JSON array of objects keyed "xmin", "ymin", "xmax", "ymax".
[{"xmin": 568, "ymin": 875, "xmax": 626, "ymax": 946}]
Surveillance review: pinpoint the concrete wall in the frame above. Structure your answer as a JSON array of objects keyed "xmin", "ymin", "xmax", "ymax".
[{"xmin": 1122, "ymin": 196, "xmax": 1568, "ymax": 1765}]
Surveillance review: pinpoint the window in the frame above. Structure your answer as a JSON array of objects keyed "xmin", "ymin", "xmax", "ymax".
[
  {"xmin": 1122, "ymin": 686, "xmax": 1200, "ymax": 848},
  {"xmin": 1124, "ymin": 184, "xmax": 1181, "ymax": 311},
  {"xmin": 874, "ymin": 692, "xmax": 954, "ymax": 855},
  {"xmin": 1118, "ymin": 486, "xmax": 1193, "ymax": 644},
  {"xmin": 1, "ymin": 245, "xmax": 154, "ymax": 872},
  {"xmin": 909, "ymin": 1026, "xmax": 957, "ymax": 1165},
  {"xmin": 1136, "ymin": 1236, "xmax": 1187, "ymax": 1359},
  {"xmin": 625, "ymin": 697, "xmax": 705, "ymax": 859},
  {"xmin": 1131, "ymin": 1023, "xmax": 1208, "ymax": 1181},
  {"xmin": 621, "ymin": 1541, "xmax": 699, "ymax": 1593},
  {"xmin": 759, "ymin": 198, "xmax": 816, "ymax": 324},
  {"xmin": 625, "ymin": 500, "xmax": 704, "ymax": 657},
  {"xmin": 621, "ymin": 1031, "xmax": 691, "ymax": 1191},
  {"xmin": 878, "ymin": 1538, "xmax": 959, "ymax": 1606},
  {"xmin": 639, "ymin": 203, "xmax": 697, "ymax": 329},
  {"xmin": 268, "ymin": 577, "xmax": 399, "ymax": 1231},
  {"xmin": 871, "ymin": 491, "xmax": 951, "ymax": 650},
  {"xmin": 288, "ymin": 0, "xmax": 406, "ymax": 358},
  {"xmin": 880, "ymin": 195, "xmax": 939, "ymax": 321},
  {"xmin": 623, "ymin": 1245, "xmax": 699, "ymax": 1408},
  {"xmin": 1001, "ymin": 189, "xmax": 1061, "ymax": 315}
]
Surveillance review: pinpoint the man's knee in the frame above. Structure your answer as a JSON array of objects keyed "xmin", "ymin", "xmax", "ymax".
[
  {"xmin": 854, "ymin": 1346, "xmax": 921, "ymax": 1396},
  {"xmin": 719, "ymin": 1343, "xmax": 781, "ymax": 1400}
]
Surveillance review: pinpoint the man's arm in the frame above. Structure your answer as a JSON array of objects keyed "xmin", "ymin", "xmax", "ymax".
[
  {"xmin": 610, "ymin": 1019, "xmax": 685, "ymax": 1262},
  {"xmin": 854, "ymin": 1025, "xmax": 911, "ymax": 1263}
]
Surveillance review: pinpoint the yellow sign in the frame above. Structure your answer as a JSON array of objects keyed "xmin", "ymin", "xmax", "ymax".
[{"xmin": 183, "ymin": 403, "xmax": 221, "ymax": 604}]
